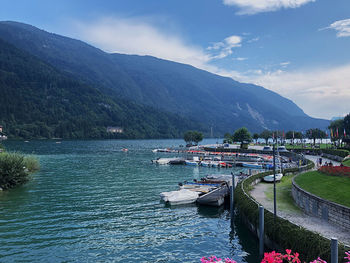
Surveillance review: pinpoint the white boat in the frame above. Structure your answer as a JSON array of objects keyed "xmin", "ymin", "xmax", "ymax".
[
  {"xmin": 152, "ymin": 158, "xmax": 178, "ymax": 165},
  {"xmin": 242, "ymin": 162, "xmax": 263, "ymax": 169},
  {"xmin": 263, "ymin": 173, "xmax": 283, "ymax": 182},
  {"xmin": 152, "ymin": 148, "xmax": 169, "ymax": 153},
  {"xmin": 200, "ymin": 161, "xmax": 211, "ymax": 167},
  {"xmin": 160, "ymin": 189, "xmax": 199, "ymax": 205},
  {"xmin": 185, "ymin": 160, "xmax": 199, "ymax": 166}
]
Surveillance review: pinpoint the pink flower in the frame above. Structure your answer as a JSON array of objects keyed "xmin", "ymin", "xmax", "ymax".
[{"xmin": 345, "ymin": 251, "xmax": 350, "ymax": 263}]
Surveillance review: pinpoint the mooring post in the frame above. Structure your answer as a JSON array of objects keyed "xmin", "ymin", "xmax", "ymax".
[
  {"xmin": 259, "ymin": 206, "xmax": 264, "ymax": 258},
  {"xmin": 331, "ymin": 238, "xmax": 338, "ymax": 263},
  {"xmin": 230, "ymin": 172, "xmax": 235, "ymax": 225}
]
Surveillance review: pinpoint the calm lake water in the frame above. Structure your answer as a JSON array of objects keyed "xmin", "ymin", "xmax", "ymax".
[{"xmin": 0, "ymin": 139, "xmax": 259, "ymax": 263}]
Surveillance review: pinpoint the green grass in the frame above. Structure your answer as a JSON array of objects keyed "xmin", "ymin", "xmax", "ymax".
[
  {"xmin": 294, "ymin": 171, "xmax": 350, "ymax": 207},
  {"xmin": 264, "ymin": 174, "xmax": 302, "ymax": 214},
  {"xmin": 342, "ymin": 159, "xmax": 350, "ymax": 167},
  {"xmin": 286, "ymin": 143, "xmax": 329, "ymax": 149}
]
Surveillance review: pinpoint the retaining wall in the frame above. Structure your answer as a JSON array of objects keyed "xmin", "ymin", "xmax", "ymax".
[{"xmin": 292, "ymin": 178, "xmax": 350, "ymax": 231}]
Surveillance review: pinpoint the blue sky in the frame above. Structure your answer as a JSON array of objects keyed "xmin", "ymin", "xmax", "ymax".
[{"xmin": 1, "ymin": 0, "xmax": 350, "ymax": 119}]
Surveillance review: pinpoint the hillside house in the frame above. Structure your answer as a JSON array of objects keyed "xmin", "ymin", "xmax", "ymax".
[{"xmin": 107, "ymin": 126, "xmax": 123, "ymax": 133}]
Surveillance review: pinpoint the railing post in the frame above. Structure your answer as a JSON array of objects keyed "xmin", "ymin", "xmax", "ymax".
[
  {"xmin": 331, "ymin": 238, "xmax": 338, "ymax": 263},
  {"xmin": 230, "ymin": 172, "xmax": 235, "ymax": 225},
  {"xmin": 259, "ymin": 206, "xmax": 264, "ymax": 258}
]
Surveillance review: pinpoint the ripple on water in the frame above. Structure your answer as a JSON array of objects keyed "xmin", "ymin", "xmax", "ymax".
[{"xmin": 0, "ymin": 139, "xmax": 259, "ymax": 263}]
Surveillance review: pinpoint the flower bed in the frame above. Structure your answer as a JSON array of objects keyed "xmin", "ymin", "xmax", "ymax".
[
  {"xmin": 318, "ymin": 165, "xmax": 350, "ymax": 177},
  {"xmin": 201, "ymin": 250, "xmax": 350, "ymax": 263}
]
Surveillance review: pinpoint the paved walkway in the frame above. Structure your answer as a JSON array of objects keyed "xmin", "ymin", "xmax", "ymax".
[{"xmin": 250, "ymin": 156, "xmax": 349, "ymax": 247}]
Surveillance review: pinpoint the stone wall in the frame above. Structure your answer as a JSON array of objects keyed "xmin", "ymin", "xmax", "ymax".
[{"xmin": 292, "ymin": 178, "xmax": 350, "ymax": 231}]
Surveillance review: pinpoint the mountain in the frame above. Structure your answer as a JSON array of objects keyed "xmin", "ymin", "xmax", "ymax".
[
  {"xmin": 0, "ymin": 21, "xmax": 329, "ymax": 136},
  {"xmin": 0, "ymin": 37, "xmax": 205, "ymax": 139}
]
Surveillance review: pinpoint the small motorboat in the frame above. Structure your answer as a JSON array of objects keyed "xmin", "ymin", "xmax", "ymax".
[
  {"xmin": 152, "ymin": 157, "xmax": 180, "ymax": 165},
  {"xmin": 263, "ymin": 173, "xmax": 283, "ymax": 182},
  {"xmin": 160, "ymin": 189, "xmax": 199, "ymax": 205},
  {"xmin": 242, "ymin": 162, "xmax": 263, "ymax": 169},
  {"xmin": 185, "ymin": 160, "xmax": 199, "ymax": 166},
  {"xmin": 200, "ymin": 161, "xmax": 211, "ymax": 167},
  {"xmin": 122, "ymin": 148, "xmax": 128, "ymax": 152}
]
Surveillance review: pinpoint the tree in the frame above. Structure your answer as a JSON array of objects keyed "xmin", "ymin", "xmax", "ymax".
[
  {"xmin": 233, "ymin": 127, "xmax": 252, "ymax": 148},
  {"xmin": 184, "ymin": 131, "xmax": 194, "ymax": 145},
  {"xmin": 193, "ymin": 131, "xmax": 204, "ymax": 145},
  {"xmin": 183, "ymin": 130, "xmax": 203, "ymax": 146},
  {"xmin": 253, "ymin": 133, "xmax": 259, "ymax": 144},
  {"xmin": 223, "ymin": 133, "xmax": 233, "ymax": 144},
  {"xmin": 260, "ymin": 130, "xmax": 272, "ymax": 145},
  {"xmin": 306, "ymin": 128, "xmax": 326, "ymax": 145}
]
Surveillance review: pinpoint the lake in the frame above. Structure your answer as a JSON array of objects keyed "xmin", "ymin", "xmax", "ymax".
[{"xmin": 0, "ymin": 139, "xmax": 259, "ymax": 262}]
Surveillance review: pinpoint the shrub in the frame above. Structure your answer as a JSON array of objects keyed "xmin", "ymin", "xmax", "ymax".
[{"xmin": 0, "ymin": 152, "xmax": 39, "ymax": 190}]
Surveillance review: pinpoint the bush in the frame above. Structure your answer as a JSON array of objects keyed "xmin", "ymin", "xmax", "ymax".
[
  {"xmin": 23, "ymin": 155, "xmax": 40, "ymax": 173},
  {"xmin": 0, "ymin": 152, "xmax": 39, "ymax": 190},
  {"xmin": 322, "ymin": 149, "xmax": 350, "ymax": 158}
]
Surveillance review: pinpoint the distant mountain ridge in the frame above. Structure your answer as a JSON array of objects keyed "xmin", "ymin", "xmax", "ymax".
[{"xmin": 0, "ymin": 21, "xmax": 329, "ymax": 137}]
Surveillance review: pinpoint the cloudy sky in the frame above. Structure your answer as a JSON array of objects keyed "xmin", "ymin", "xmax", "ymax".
[{"xmin": 1, "ymin": 0, "xmax": 349, "ymax": 119}]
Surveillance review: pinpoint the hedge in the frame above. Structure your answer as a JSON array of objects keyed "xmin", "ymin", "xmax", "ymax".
[{"xmin": 234, "ymin": 160, "xmax": 349, "ymax": 262}]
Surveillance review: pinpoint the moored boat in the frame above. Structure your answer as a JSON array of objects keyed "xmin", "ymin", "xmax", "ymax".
[
  {"xmin": 263, "ymin": 173, "xmax": 283, "ymax": 182},
  {"xmin": 160, "ymin": 189, "xmax": 199, "ymax": 205}
]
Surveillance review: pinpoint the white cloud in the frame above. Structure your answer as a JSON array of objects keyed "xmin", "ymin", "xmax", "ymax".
[
  {"xmin": 223, "ymin": 0, "xmax": 316, "ymax": 15},
  {"xmin": 280, "ymin": 61, "xmax": 290, "ymax": 67},
  {"xmin": 207, "ymin": 35, "xmax": 242, "ymax": 59},
  {"xmin": 325, "ymin": 18, "xmax": 350, "ymax": 37},
  {"xmin": 67, "ymin": 16, "xmax": 348, "ymax": 120},
  {"xmin": 69, "ymin": 17, "xmax": 212, "ymax": 70},
  {"xmin": 234, "ymin": 57, "xmax": 248, "ymax": 61},
  {"xmin": 247, "ymin": 37, "xmax": 260, "ymax": 43},
  {"xmin": 226, "ymin": 65, "xmax": 350, "ymax": 119}
]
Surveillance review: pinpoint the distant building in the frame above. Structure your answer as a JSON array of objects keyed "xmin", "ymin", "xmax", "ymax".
[{"xmin": 107, "ymin": 126, "xmax": 123, "ymax": 133}]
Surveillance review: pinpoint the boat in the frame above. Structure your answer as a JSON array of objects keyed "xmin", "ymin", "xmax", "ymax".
[
  {"xmin": 160, "ymin": 189, "xmax": 199, "ymax": 205},
  {"xmin": 185, "ymin": 160, "xmax": 199, "ymax": 166},
  {"xmin": 152, "ymin": 148, "xmax": 170, "ymax": 153},
  {"xmin": 263, "ymin": 173, "xmax": 283, "ymax": 182},
  {"xmin": 196, "ymin": 183, "xmax": 229, "ymax": 207},
  {"xmin": 169, "ymin": 158, "xmax": 185, "ymax": 165},
  {"xmin": 152, "ymin": 157, "xmax": 179, "ymax": 165},
  {"xmin": 263, "ymin": 147, "xmax": 283, "ymax": 182},
  {"xmin": 200, "ymin": 161, "xmax": 211, "ymax": 167},
  {"xmin": 242, "ymin": 162, "xmax": 263, "ymax": 169}
]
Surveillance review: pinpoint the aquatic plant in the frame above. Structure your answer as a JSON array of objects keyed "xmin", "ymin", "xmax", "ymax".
[{"xmin": 0, "ymin": 152, "xmax": 39, "ymax": 190}]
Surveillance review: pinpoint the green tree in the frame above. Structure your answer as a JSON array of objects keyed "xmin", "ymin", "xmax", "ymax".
[
  {"xmin": 260, "ymin": 130, "xmax": 272, "ymax": 145},
  {"xmin": 184, "ymin": 131, "xmax": 194, "ymax": 145},
  {"xmin": 183, "ymin": 130, "xmax": 203, "ymax": 146},
  {"xmin": 223, "ymin": 133, "xmax": 233, "ymax": 144},
  {"xmin": 233, "ymin": 127, "xmax": 251, "ymax": 148},
  {"xmin": 193, "ymin": 131, "xmax": 203, "ymax": 145},
  {"xmin": 306, "ymin": 128, "xmax": 326, "ymax": 145},
  {"xmin": 253, "ymin": 133, "xmax": 259, "ymax": 144}
]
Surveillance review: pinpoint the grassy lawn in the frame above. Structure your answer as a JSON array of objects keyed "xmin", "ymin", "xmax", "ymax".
[
  {"xmin": 264, "ymin": 174, "xmax": 302, "ymax": 214},
  {"xmin": 294, "ymin": 171, "xmax": 350, "ymax": 207},
  {"xmin": 285, "ymin": 143, "xmax": 329, "ymax": 150},
  {"xmin": 343, "ymin": 159, "xmax": 350, "ymax": 167}
]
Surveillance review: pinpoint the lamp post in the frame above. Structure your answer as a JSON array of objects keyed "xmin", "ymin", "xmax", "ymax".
[{"xmin": 273, "ymin": 143, "xmax": 277, "ymax": 219}]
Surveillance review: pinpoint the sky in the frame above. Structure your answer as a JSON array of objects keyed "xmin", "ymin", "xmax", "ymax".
[{"xmin": 1, "ymin": 0, "xmax": 349, "ymax": 120}]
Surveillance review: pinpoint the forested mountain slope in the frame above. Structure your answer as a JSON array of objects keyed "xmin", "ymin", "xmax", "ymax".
[{"xmin": 0, "ymin": 38, "xmax": 204, "ymax": 139}]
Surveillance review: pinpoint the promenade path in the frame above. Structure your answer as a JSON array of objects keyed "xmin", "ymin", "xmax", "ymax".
[{"xmin": 250, "ymin": 155, "xmax": 349, "ymax": 246}]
